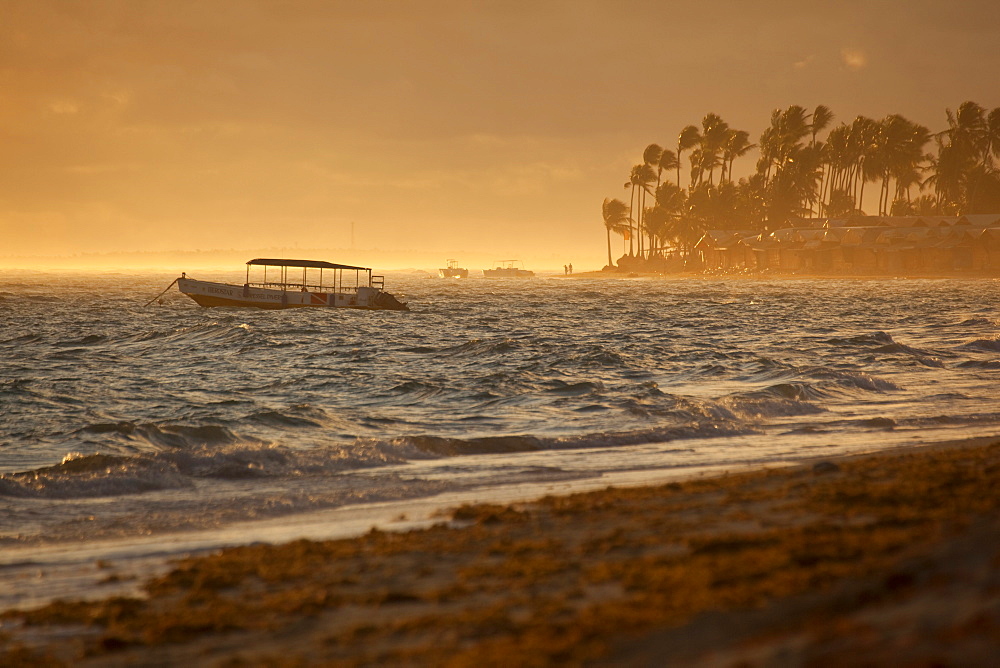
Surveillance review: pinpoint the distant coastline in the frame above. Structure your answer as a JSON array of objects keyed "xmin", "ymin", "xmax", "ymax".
[
  {"xmin": 592, "ymin": 213, "xmax": 1000, "ymax": 278},
  {"xmin": 602, "ymin": 102, "xmax": 1000, "ymax": 277}
]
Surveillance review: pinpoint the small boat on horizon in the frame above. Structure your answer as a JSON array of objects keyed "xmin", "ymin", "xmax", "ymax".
[
  {"xmin": 483, "ymin": 260, "xmax": 534, "ymax": 278},
  {"xmin": 439, "ymin": 259, "xmax": 469, "ymax": 279},
  {"xmin": 176, "ymin": 258, "xmax": 408, "ymax": 310}
]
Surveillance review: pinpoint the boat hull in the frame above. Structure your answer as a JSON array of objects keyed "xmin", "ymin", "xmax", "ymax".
[
  {"xmin": 483, "ymin": 269, "xmax": 534, "ymax": 278},
  {"xmin": 177, "ymin": 279, "xmax": 407, "ymax": 310}
]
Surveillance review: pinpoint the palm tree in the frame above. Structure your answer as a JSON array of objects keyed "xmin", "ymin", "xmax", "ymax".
[
  {"xmin": 925, "ymin": 135, "xmax": 968, "ymax": 214},
  {"xmin": 653, "ymin": 181, "xmax": 685, "ymax": 242},
  {"xmin": 643, "ymin": 144, "xmax": 664, "ymax": 254},
  {"xmin": 689, "ymin": 147, "xmax": 722, "ymax": 189},
  {"xmin": 757, "ymin": 106, "xmax": 811, "ymax": 181},
  {"xmin": 643, "ymin": 205, "xmax": 670, "ymax": 256},
  {"xmin": 721, "ymin": 129, "xmax": 755, "ymax": 185},
  {"xmin": 849, "ymin": 116, "xmax": 880, "ymax": 212},
  {"xmin": 602, "ymin": 198, "xmax": 631, "ymax": 268},
  {"xmin": 821, "ymin": 124, "xmax": 854, "ymax": 215},
  {"xmin": 946, "ymin": 101, "xmax": 987, "ymax": 158},
  {"xmin": 667, "ymin": 211, "xmax": 706, "ymax": 258},
  {"xmin": 656, "ymin": 148, "xmax": 679, "ymax": 192},
  {"xmin": 872, "ymin": 115, "xmax": 930, "ymax": 215},
  {"xmin": 810, "ymin": 105, "xmax": 834, "ymax": 148},
  {"xmin": 643, "ymin": 144, "xmax": 663, "ymax": 170},
  {"xmin": 988, "ymin": 107, "xmax": 1000, "ymax": 165},
  {"xmin": 734, "ymin": 174, "xmax": 769, "ymax": 230},
  {"xmin": 808, "ymin": 105, "xmax": 834, "ymax": 213},
  {"xmin": 623, "ymin": 167, "xmax": 639, "ymax": 256},
  {"xmin": 696, "ymin": 113, "xmax": 730, "ymax": 186},
  {"xmin": 941, "ymin": 101, "xmax": 1000, "ymax": 211},
  {"xmin": 756, "ymin": 105, "xmax": 824, "ymax": 225},
  {"xmin": 677, "ymin": 125, "xmax": 701, "ymax": 189},
  {"xmin": 625, "ymin": 164, "xmax": 657, "ymax": 256}
]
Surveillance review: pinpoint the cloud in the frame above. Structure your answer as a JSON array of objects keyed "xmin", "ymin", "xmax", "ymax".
[
  {"xmin": 841, "ymin": 47, "xmax": 867, "ymax": 70},
  {"xmin": 48, "ymin": 100, "xmax": 80, "ymax": 114},
  {"xmin": 793, "ymin": 55, "xmax": 815, "ymax": 70}
]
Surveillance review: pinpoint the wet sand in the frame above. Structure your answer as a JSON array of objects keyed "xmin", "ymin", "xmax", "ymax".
[{"xmin": 3, "ymin": 436, "xmax": 999, "ymax": 666}]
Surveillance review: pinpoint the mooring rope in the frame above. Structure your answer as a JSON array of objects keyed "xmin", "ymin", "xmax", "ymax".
[{"xmin": 144, "ymin": 277, "xmax": 180, "ymax": 307}]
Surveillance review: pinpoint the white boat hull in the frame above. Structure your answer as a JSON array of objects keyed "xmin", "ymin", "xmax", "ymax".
[{"xmin": 177, "ymin": 279, "xmax": 407, "ymax": 310}]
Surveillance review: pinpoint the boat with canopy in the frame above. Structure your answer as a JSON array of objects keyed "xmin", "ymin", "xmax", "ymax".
[
  {"xmin": 438, "ymin": 259, "xmax": 469, "ymax": 278},
  {"xmin": 175, "ymin": 258, "xmax": 408, "ymax": 310}
]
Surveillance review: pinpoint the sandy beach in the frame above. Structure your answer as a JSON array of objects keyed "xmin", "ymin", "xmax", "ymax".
[{"xmin": 2, "ymin": 436, "xmax": 998, "ymax": 666}]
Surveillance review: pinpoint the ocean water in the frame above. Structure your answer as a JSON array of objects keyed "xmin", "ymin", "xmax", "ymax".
[{"xmin": 1, "ymin": 269, "xmax": 998, "ymax": 609}]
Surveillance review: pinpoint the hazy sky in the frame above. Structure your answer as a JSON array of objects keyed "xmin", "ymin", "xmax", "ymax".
[{"xmin": 2, "ymin": 0, "xmax": 999, "ymax": 268}]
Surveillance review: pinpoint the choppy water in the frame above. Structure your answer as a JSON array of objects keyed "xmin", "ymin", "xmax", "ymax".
[{"xmin": 1, "ymin": 269, "xmax": 998, "ymax": 608}]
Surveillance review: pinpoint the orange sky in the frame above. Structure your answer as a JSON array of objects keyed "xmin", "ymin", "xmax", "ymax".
[{"xmin": 2, "ymin": 0, "xmax": 999, "ymax": 269}]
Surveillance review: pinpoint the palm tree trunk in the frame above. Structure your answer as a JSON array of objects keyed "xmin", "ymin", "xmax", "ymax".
[
  {"xmin": 676, "ymin": 143, "xmax": 682, "ymax": 191},
  {"xmin": 606, "ymin": 229, "xmax": 613, "ymax": 268},
  {"xmin": 818, "ymin": 165, "xmax": 829, "ymax": 216},
  {"xmin": 627, "ymin": 186, "xmax": 635, "ymax": 256},
  {"xmin": 638, "ymin": 188, "xmax": 645, "ymax": 258}
]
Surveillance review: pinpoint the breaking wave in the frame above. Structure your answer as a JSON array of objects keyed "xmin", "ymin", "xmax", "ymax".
[
  {"xmin": 0, "ymin": 442, "xmax": 409, "ymax": 499},
  {"xmin": 960, "ymin": 337, "xmax": 1000, "ymax": 352}
]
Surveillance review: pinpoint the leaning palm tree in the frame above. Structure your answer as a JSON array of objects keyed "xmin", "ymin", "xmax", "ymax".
[
  {"xmin": 602, "ymin": 198, "xmax": 631, "ymax": 268},
  {"xmin": 810, "ymin": 105, "xmax": 834, "ymax": 148},
  {"xmin": 644, "ymin": 143, "xmax": 674, "ymax": 207},
  {"xmin": 697, "ymin": 113, "xmax": 730, "ymax": 186},
  {"xmin": 657, "ymin": 148, "xmax": 679, "ymax": 190},
  {"xmin": 643, "ymin": 144, "xmax": 678, "ymax": 195},
  {"xmin": 643, "ymin": 144, "xmax": 663, "ymax": 170},
  {"xmin": 779, "ymin": 105, "xmax": 812, "ymax": 151}
]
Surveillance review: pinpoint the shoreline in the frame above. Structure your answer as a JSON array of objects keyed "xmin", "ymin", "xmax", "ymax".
[
  {"xmin": 2, "ymin": 435, "xmax": 998, "ymax": 665},
  {"xmin": 564, "ymin": 269, "xmax": 1000, "ymax": 280}
]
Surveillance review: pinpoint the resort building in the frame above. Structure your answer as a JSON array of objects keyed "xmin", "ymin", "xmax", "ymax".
[{"xmin": 694, "ymin": 214, "xmax": 1000, "ymax": 275}]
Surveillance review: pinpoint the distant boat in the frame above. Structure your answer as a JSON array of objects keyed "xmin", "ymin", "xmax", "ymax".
[
  {"xmin": 439, "ymin": 259, "xmax": 469, "ymax": 279},
  {"xmin": 177, "ymin": 258, "xmax": 408, "ymax": 310},
  {"xmin": 483, "ymin": 260, "xmax": 535, "ymax": 278}
]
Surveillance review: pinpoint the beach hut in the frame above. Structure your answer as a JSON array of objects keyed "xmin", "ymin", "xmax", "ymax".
[
  {"xmin": 742, "ymin": 233, "xmax": 780, "ymax": 270},
  {"xmin": 972, "ymin": 228, "xmax": 1000, "ymax": 270},
  {"xmin": 695, "ymin": 230, "xmax": 758, "ymax": 270},
  {"xmin": 959, "ymin": 213, "xmax": 1000, "ymax": 228}
]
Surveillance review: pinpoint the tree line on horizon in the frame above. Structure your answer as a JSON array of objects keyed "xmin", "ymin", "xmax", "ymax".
[{"xmin": 601, "ymin": 101, "xmax": 1000, "ymax": 267}]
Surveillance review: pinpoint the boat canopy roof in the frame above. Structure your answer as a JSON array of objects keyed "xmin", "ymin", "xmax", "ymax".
[{"xmin": 246, "ymin": 258, "xmax": 369, "ymax": 271}]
